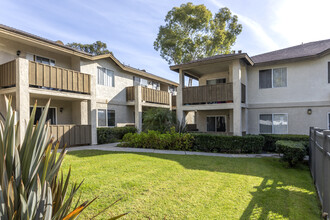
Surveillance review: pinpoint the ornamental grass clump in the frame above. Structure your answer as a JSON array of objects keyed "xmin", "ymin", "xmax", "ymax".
[{"xmin": 0, "ymin": 96, "xmax": 126, "ymax": 219}]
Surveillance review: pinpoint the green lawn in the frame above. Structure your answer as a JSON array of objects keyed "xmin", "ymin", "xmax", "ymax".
[{"xmin": 62, "ymin": 150, "xmax": 321, "ymax": 219}]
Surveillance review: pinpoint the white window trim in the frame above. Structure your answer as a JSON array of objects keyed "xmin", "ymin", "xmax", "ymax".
[
  {"xmin": 97, "ymin": 109, "xmax": 115, "ymax": 127},
  {"xmin": 259, "ymin": 67, "xmax": 288, "ymax": 89},
  {"xmin": 259, "ymin": 113, "xmax": 288, "ymax": 134},
  {"xmin": 34, "ymin": 54, "xmax": 56, "ymax": 66},
  {"xmin": 97, "ymin": 67, "xmax": 115, "ymax": 87},
  {"xmin": 327, "ymin": 112, "xmax": 330, "ymax": 130},
  {"xmin": 30, "ymin": 105, "xmax": 57, "ymax": 125},
  {"xmin": 206, "ymin": 115, "xmax": 227, "ymax": 132}
]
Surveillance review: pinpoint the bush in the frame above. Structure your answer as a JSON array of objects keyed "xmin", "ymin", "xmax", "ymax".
[
  {"xmin": 261, "ymin": 134, "xmax": 309, "ymax": 152},
  {"xmin": 275, "ymin": 140, "xmax": 306, "ymax": 166},
  {"xmin": 97, "ymin": 127, "xmax": 137, "ymax": 144},
  {"xmin": 121, "ymin": 129, "xmax": 194, "ymax": 151},
  {"xmin": 191, "ymin": 134, "xmax": 264, "ymax": 153}
]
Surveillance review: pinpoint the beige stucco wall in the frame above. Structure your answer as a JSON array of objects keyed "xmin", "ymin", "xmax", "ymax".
[
  {"xmin": 248, "ymin": 106, "xmax": 330, "ymax": 135},
  {"xmin": 247, "ymin": 54, "xmax": 330, "ymax": 104},
  {"xmin": 199, "ymin": 71, "xmax": 229, "ymax": 86},
  {"xmin": 185, "ymin": 111, "xmax": 195, "ymax": 124},
  {"xmin": 96, "ymin": 101, "xmax": 134, "ymax": 127},
  {"xmin": 0, "ymin": 36, "xmax": 79, "ymax": 70}
]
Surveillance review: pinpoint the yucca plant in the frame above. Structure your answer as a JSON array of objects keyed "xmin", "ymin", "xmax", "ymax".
[{"xmin": 0, "ymin": 96, "xmax": 127, "ymax": 219}]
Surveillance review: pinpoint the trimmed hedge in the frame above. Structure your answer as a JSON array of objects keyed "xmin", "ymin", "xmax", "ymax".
[
  {"xmin": 261, "ymin": 134, "xmax": 309, "ymax": 152},
  {"xmin": 121, "ymin": 131, "xmax": 264, "ymax": 154},
  {"xmin": 97, "ymin": 127, "xmax": 137, "ymax": 144},
  {"xmin": 120, "ymin": 130, "xmax": 194, "ymax": 150},
  {"xmin": 275, "ymin": 140, "xmax": 306, "ymax": 166},
  {"xmin": 191, "ymin": 133, "xmax": 264, "ymax": 153}
]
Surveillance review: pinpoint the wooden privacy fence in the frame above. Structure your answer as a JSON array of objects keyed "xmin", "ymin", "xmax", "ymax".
[
  {"xmin": 142, "ymin": 87, "xmax": 169, "ymax": 105},
  {"xmin": 29, "ymin": 61, "xmax": 90, "ymax": 94},
  {"xmin": 37, "ymin": 124, "xmax": 91, "ymax": 148},
  {"xmin": 126, "ymin": 86, "xmax": 135, "ymax": 101},
  {"xmin": 172, "ymin": 95, "xmax": 176, "ymax": 107},
  {"xmin": 182, "ymin": 83, "xmax": 233, "ymax": 105},
  {"xmin": 309, "ymin": 127, "xmax": 330, "ymax": 216},
  {"xmin": 0, "ymin": 60, "xmax": 16, "ymax": 88}
]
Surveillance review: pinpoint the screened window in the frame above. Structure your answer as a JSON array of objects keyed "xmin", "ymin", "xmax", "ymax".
[
  {"xmin": 98, "ymin": 67, "xmax": 115, "ymax": 87},
  {"xmin": 30, "ymin": 107, "xmax": 56, "ymax": 125},
  {"xmin": 35, "ymin": 56, "xmax": 55, "ymax": 66},
  {"xmin": 259, "ymin": 114, "xmax": 288, "ymax": 134},
  {"xmin": 328, "ymin": 62, "xmax": 330, "ymax": 83},
  {"xmin": 259, "ymin": 68, "xmax": 287, "ymax": 89},
  {"xmin": 207, "ymin": 116, "xmax": 226, "ymax": 132},
  {"xmin": 133, "ymin": 76, "xmax": 148, "ymax": 87},
  {"xmin": 98, "ymin": 109, "xmax": 115, "ymax": 127},
  {"xmin": 207, "ymin": 78, "xmax": 226, "ymax": 85}
]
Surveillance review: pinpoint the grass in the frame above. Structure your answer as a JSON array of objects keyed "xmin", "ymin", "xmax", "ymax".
[{"xmin": 62, "ymin": 150, "xmax": 321, "ymax": 219}]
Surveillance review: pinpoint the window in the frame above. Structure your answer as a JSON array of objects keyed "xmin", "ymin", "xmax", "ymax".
[
  {"xmin": 207, "ymin": 116, "xmax": 226, "ymax": 132},
  {"xmin": 98, "ymin": 109, "xmax": 115, "ymax": 127},
  {"xmin": 259, "ymin": 114, "xmax": 288, "ymax": 134},
  {"xmin": 168, "ymin": 85, "xmax": 177, "ymax": 94},
  {"xmin": 259, "ymin": 68, "xmax": 287, "ymax": 89},
  {"xmin": 98, "ymin": 67, "xmax": 115, "ymax": 87},
  {"xmin": 35, "ymin": 55, "xmax": 55, "ymax": 66},
  {"xmin": 30, "ymin": 107, "xmax": 56, "ymax": 125},
  {"xmin": 328, "ymin": 113, "xmax": 330, "ymax": 129},
  {"xmin": 133, "ymin": 76, "xmax": 148, "ymax": 87},
  {"xmin": 328, "ymin": 62, "xmax": 330, "ymax": 83},
  {"xmin": 206, "ymin": 78, "xmax": 226, "ymax": 85}
]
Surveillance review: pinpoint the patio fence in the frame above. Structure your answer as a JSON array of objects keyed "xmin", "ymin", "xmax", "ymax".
[{"xmin": 309, "ymin": 127, "xmax": 330, "ymax": 217}]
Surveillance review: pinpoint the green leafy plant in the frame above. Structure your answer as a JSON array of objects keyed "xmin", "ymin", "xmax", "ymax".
[
  {"xmin": 142, "ymin": 108, "xmax": 176, "ymax": 133},
  {"xmin": 275, "ymin": 140, "xmax": 306, "ymax": 167},
  {"xmin": 261, "ymin": 134, "xmax": 309, "ymax": 152},
  {"xmin": 0, "ymin": 96, "xmax": 127, "ymax": 219},
  {"xmin": 97, "ymin": 127, "xmax": 137, "ymax": 144}
]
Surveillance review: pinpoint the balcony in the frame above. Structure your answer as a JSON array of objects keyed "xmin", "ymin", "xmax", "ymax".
[
  {"xmin": 0, "ymin": 60, "xmax": 16, "ymax": 88},
  {"xmin": 126, "ymin": 86, "xmax": 171, "ymax": 105},
  {"xmin": 182, "ymin": 83, "xmax": 246, "ymax": 105},
  {"xmin": 28, "ymin": 61, "xmax": 91, "ymax": 94}
]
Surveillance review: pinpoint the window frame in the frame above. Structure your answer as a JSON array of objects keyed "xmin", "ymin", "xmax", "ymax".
[
  {"xmin": 259, "ymin": 67, "xmax": 288, "ymax": 89},
  {"xmin": 206, "ymin": 78, "xmax": 227, "ymax": 85},
  {"xmin": 259, "ymin": 113, "xmax": 288, "ymax": 134},
  {"xmin": 29, "ymin": 106, "xmax": 57, "ymax": 125},
  {"xmin": 328, "ymin": 112, "xmax": 330, "ymax": 130},
  {"xmin": 34, "ymin": 55, "xmax": 56, "ymax": 66},
  {"xmin": 97, "ymin": 109, "xmax": 116, "ymax": 127},
  {"xmin": 97, "ymin": 67, "xmax": 115, "ymax": 87},
  {"xmin": 206, "ymin": 115, "xmax": 227, "ymax": 132}
]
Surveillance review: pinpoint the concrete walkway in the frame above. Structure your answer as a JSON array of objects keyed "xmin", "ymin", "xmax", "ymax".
[{"xmin": 66, "ymin": 143, "xmax": 281, "ymax": 158}]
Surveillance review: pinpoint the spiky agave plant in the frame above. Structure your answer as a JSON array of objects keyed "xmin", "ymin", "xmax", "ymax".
[{"xmin": 0, "ymin": 96, "xmax": 127, "ymax": 219}]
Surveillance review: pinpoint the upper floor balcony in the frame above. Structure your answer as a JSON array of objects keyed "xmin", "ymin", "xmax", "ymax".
[{"xmin": 0, "ymin": 59, "xmax": 91, "ymax": 95}]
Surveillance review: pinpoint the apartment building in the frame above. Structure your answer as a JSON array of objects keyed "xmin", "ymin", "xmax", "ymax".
[
  {"xmin": 171, "ymin": 39, "xmax": 330, "ymax": 135},
  {"xmin": 0, "ymin": 24, "xmax": 178, "ymax": 146}
]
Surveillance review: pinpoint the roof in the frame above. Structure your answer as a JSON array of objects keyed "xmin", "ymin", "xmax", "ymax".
[
  {"xmin": 0, "ymin": 24, "xmax": 178, "ymax": 86},
  {"xmin": 170, "ymin": 53, "xmax": 254, "ymax": 72},
  {"xmin": 251, "ymin": 39, "xmax": 330, "ymax": 65}
]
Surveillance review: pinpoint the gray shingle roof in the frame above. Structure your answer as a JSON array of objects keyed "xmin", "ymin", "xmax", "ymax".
[{"xmin": 251, "ymin": 39, "xmax": 330, "ymax": 64}]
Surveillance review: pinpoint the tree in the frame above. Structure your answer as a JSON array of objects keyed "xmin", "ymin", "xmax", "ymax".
[
  {"xmin": 154, "ymin": 3, "xmax": 242, "ymax": 65},
  {"xmin": 66, "ymin": 41, "xmax": 113, "ymax": 56},
  {"xmin": 143, "ymin": 108, "xmax": 176, "ymax": 133}
]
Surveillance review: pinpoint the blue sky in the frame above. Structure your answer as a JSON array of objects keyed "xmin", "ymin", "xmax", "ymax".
[{"xmin": 1, "ymin": 0, "xmax": 330, "ymax": 82}]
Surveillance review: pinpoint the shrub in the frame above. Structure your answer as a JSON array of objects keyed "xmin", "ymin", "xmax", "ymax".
[
  {"xmin": 97, "ymin": 126, "xmax": 137, "ymax": 144},
  {"xmin": 261, "ymin": 134, "xmax": 309, "ymax": 152},
  {"xmin": 142, "ymin": 108, "xmax": 176, "ymax": 133},
  {"xmin": 275, "ymin": 140, "xmax": 306, "ymax": 166},
  {"xmin": 191, "ymin": 134, "xmax": 264, "ymax": 153},
  {"xmin": 121, "ymin": 128, "xmax": 194, "ymax": 151}
]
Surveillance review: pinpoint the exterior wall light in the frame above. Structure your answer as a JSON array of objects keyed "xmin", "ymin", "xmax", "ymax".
[
  {"xmin": 16, "ymin": 50, "xmax": 21, "ymax": 56},
  {"xmin": 307, "ymin": 109, "xmax": 312, "ymax": 115},
  {"xmin": 60, "ymin": 107, "xmax": 64, "ymax": 113}
]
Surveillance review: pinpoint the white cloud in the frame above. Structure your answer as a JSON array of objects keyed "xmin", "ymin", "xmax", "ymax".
[
  {"xmin": 208, "ymin": 0, "xmax": 279, "ymax": 51},
  {"xmin": 271, "ymin": 0, "xmax": 330, "ymax": 45}
]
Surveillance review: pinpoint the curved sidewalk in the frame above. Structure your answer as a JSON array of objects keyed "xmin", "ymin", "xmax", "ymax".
[{"xmin": 66, "ymin": 143, "xmax": 281, "ymax": 158}]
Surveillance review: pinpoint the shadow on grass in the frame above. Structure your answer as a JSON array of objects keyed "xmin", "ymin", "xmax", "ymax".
[{"xmin": 67, "ymin": 150, "xmax": 320, "ymax": 219}]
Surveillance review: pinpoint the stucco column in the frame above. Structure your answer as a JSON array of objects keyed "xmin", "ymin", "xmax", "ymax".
[
  {"xmin": 232, "ymin": 60, "xmax": 242, "ymax": 136},
  {"xmin": 134, "ymin": 86, "xmax": 142, "ymax": 132},
  {"xmin": 89, "ymin": 74, "xmax": 97, "ymax": 145},
  {"xmin": 169, "ymin": 93, "xmax": 172, "ymax": 111},
  {"xmin": 176, "ymin": 69, "xmax": 184, "ymax": 123},
  {"xmin": 16, "ymin": 58, "xmax": 30, "ymax": 145}
]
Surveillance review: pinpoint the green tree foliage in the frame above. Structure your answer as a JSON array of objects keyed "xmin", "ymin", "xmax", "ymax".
[
  {"xmin": 66, "ymin": 41, "xmax": 113, "ymax": 56},
  {"xmin": 143, "ymin": 108, "xmax": 176, "ymax": 133},
  {"xmin": 154, "ymin": 3, "xmax": 242, "ymax": 65}
]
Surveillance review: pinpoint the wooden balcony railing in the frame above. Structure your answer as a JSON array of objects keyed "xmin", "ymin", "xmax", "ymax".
[
  {"xmin": 126, "ymin": 86, "xmax": 170, "ymax": 105},
  {"xmin": 172, "ymin": 95, "xmax": 177, "ymax": 107},
  {"xmin": 0, "ymin": 60, "xmax": 16, "ymax": 88},
  {"xmin": 182, "ymin": 83, "xmax": 233, "ymax": 105},
  {"xmin": 49, "ymin": 124, "xmax": 91, "ymax": 148},
  {"xmin": 142, "ymin": 87, "xmax": 169, "ymax": 105},
  {"xmin": 241, "ymin": 83, "xmax": 246, "ymax": 103},
  {"xmin": 29, "ymin": 61, "xmax": 91, "ymax": 94}
]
